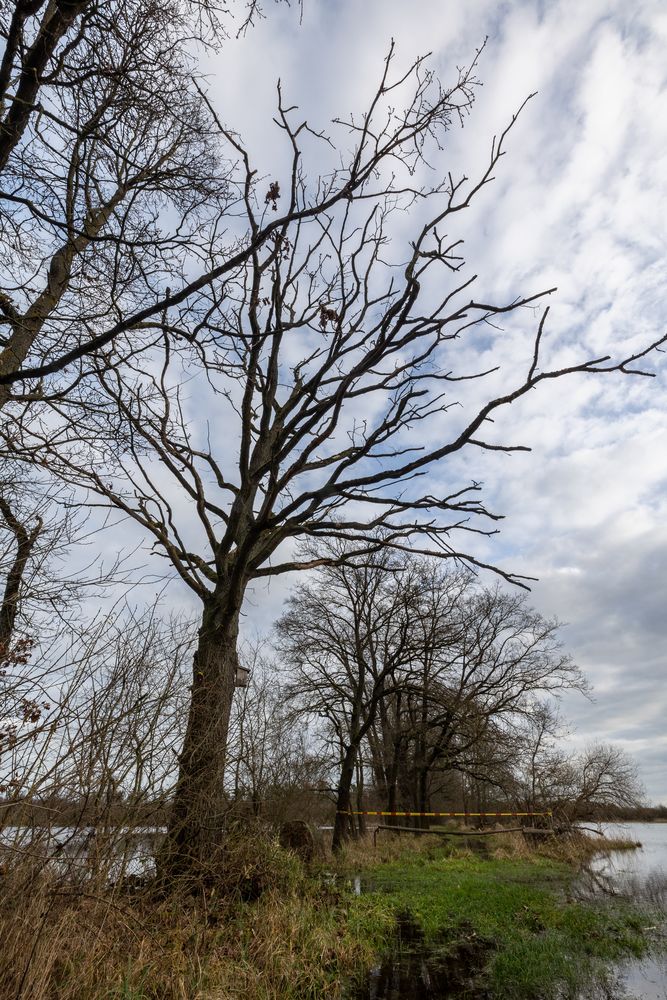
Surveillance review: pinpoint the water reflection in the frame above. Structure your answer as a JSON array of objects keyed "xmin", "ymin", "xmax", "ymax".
[
  {"xmin": 576, "ymin": 823, "xmax": 667, "ymax": 1000},
  {"xmin": 349, "ymin": 913, "xmax": 492, "ymax": 1000}
]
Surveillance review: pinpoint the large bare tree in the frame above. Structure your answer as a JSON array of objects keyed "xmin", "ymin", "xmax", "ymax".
[{"xmin": 14, "ymin": 40, "xmax": 666, "ymax": 878}]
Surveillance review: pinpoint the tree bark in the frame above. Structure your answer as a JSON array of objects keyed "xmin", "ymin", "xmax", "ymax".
[
  {"xmin": 0, "ymin": 496, "xmax": 42, "ymax": 651},
  {"xmin": 159, "ymin": 597, "xmax": 240, "ymax": 880},
  {"xmin": 332, "ymin": 744, "xmax": 358, "ymax": 854},
  {"xmin": 0, "ymin": 0, "xmax": 91, "ymax": 174},
  {"xmin": 417, "ymin": 767, "xmax": 431, "ymax": 831}
]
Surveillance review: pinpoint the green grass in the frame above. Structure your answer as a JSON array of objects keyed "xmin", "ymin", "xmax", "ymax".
[
  {"xmin": 1, "ymin": 832, "xmax": 660, "ymax": 999},
  {"xmin": 345, "ymin": 849, "xmax": 659, "ymax": 999}
]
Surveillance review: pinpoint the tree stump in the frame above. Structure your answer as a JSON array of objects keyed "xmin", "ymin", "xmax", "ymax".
[{"xmin": 279, "ymin": 820, "xmax": 315, "ymax": 862}]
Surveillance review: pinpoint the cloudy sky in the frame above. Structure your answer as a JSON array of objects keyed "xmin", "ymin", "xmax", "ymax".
[{"xmin": 188, "ymin": 0, "xmax": 667, "ymax": 801}]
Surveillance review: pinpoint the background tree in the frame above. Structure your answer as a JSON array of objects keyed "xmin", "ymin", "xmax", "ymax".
[
  {"xmin": 504, "ymin": 700, "xmax": 568, "ymax": 815},
  {"xmin": 0, "ymin": 602, "xmax": 193, "ymax": 897},
  {"xmin": 514, "ymin": 736, "xmax": 643, "ymax": 823},
  {"xmin": 396, "ymin": 579, "xmax": 586, "ymax": 824},
  {"xmin": 571, "ymin": 743, "xmax": 644, "ymax": 818},
  {"xmin": 277, "ymin": 549, "xmax": 418, "ymax": 851},
  {"xmin": 364, "ymin": 563, "xmax": 472, "ymax": 823},
  {"xmin": 0, "ymin": 469, "xmax": 97, "ymax": 653},
  {"xmin": 280, "ymin": 554, "xmax": 586, "ymax": 845},
  {"xmin": 226, "ymin": 646, "xmax": 328, "ymax": 824}
]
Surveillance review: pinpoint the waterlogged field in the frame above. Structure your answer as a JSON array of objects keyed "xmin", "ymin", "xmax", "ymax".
[
  {"xmin": 346, "ymin": 828, "xmax": 667, "ymax": 1000},
  {"xmin": 581, "ymin": 822, "xmax": 667, "ymax": 1000}
]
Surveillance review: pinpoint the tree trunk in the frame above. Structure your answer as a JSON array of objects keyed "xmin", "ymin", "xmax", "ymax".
[
  {"xmin": 159, "ymin": 598, "xmax": 240, "ymax": 880},
  {"xmin": 462, "ymin": 774, "xmax": 469, "ymax": 816},
  {"xmin": 385, "ymin": 736, "xmax": 402, "ymax": 827},
  {"xmin": 356, "ymin": 753, "xmax": 366, "ymax": 836},
  {"xmin": 0, "ymin": 496, "xmax": 41, "ymax": 651},
  {"xmin": 417, "ymin": 678, "xmax": 429, "ymax": 830},
  {"xmin": 367, "ymin": 726, "xmax": 388, "ymax": 798},
  {"xmin": 418, "ymin": 768, "xmax": 430, "ymax": 830},
  {"xmin": 332, "ymin": 744, "xmax": 358, "ymax": 853}
]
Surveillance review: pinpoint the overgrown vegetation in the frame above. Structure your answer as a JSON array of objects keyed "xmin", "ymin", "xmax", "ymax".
[
  {"xmin": 0, "ymin": 827, "xmax": 660, "ymax": 999},
  {"xmin": 0, "ymin": 5, "xmax": 664, "ymax": 998}
]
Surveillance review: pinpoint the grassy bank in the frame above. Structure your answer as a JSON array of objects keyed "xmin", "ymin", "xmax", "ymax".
[
  {"xmin": 0, "ymin": 829, "xmax": 659, "ymax": 999},
  {"xmin": 0, "ymin": 833, "xmax": 393, "ymax": 1000},
  {"xmin": 343, "ymin": 831, "xmax": 655, "ymax": 998}
]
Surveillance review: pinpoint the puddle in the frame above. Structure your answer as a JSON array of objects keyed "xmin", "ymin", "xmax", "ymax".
[
  {"xmin": 348, "ymin": 913, "xmax": 493, "ymax": 999},
  {"xmin": 321, "ymin": 872, "xmax": 380, "ymax": 896}
]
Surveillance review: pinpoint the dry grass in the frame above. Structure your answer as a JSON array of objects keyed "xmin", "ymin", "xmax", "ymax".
[
  {"xmin": 0, "ymin": 824, "xmax": 642, "ymax": 999},
  {"xmin": 0, "ymin": 829, "xmax": 393, "ymax": 1000},
  {"xmin": 334, "ymin": 823, "xmax": 641, "ymax": 870},
  {"xmin": 532, "ymin": 829, "xmax": 642, "ymax": 864},
  {"xmin": 334, "ymin": 827, "xmax": 448, "ymax": 868},
  {"xmin": 1, "ymin": 891, "xmax": 378, "ymax": 999}
]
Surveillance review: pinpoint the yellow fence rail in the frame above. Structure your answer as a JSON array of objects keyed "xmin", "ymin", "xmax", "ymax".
[{"xmin": 339, "ymin": 810, "xmax": 553, "ymax": 818}]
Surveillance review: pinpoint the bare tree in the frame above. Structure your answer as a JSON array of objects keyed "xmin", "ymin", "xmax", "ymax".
[
  {"xmin": 500, "ymin": 707, "xmax": 644, "ymax": 822},
  {"xmin": 14, "ymin": 40, "xmax": 665, "ymax": 878},
  {"xmin": 277, "ymin": 549, "xmax": 418, "ymax": 851},
  {"xmin": 571, "ymin": 743, "xmax": 644, "ymax": 818},
  {"xmin": 227, "ymin": 646, "xmax": 327, "ymax": 823},
  {"xmin": 0, "ymin": 471, "xmax": 89, "ymax": 652},
  {"xmin": 398, "ymin": 578, "xmax": 586, "ymax": 823},
  {"xmin": 0, "ymin": 489, "xmax": 42, "ymax": 651},
  {"xmin": 503, "ymin": 699, "xmax": 568, "ymax": 815},
  {"xmin": 0, "ymin": 0, "xmax": 246, "ymax": 411},
  {"xmin": 280, "ymin": 555, "xmax": 585, "ymax": 844},
  {"xmin": 1, "ymin": 603, "xmax": 192, "ymax": 842},
  {"xmin": 0, "ymin": 457, "xmax": 138, "ymax": 679},
  {"xmin": 364, "ymin": 564, "xmax": 472, "ymax": 823}
]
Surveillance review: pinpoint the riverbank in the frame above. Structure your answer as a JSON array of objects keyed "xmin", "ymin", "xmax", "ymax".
[
  {"xmin": 0, "ymin": 828, "xmax": 660, "ymax": 999},
  {"xmin": 343, "ymin": 829, "xmax": 656, "ymax": 998}
]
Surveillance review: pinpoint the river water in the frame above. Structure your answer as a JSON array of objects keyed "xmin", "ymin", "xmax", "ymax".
[
  {"xmin": 580, "ymin": 822, "xmax": 667, "ymax": 1000},
  {"xmin": 0, "ymin": 824, "xmax": 163, "ymax": 881}
]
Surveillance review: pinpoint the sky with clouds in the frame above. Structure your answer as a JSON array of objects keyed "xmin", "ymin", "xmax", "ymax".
[
  {"xmin": 181, "ymin": 0, "xmax": 667, "ymax": 801},
  {"xmin": 62, "ymin": 0, "xmax": 665, "ymax": 803}
]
